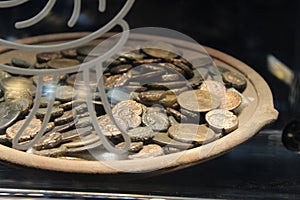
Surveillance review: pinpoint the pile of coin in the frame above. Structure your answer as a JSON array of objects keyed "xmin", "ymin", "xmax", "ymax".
[{"xmin": 0, "ymin": 40, "xmax": 248, "ymax": 160}]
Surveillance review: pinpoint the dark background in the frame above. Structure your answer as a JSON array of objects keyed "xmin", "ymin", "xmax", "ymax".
[{"xmin": 0, "ymin": 1, "xmax": 299, "ymax": 199}]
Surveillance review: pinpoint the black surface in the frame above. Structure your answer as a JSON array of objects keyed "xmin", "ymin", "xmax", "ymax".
[{"xmin": 0, "ymin": 130, "xmax": 299, "ymax": 199}]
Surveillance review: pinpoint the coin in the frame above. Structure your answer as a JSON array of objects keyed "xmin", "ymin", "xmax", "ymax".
[
  {"xmin": 107, "ymin": 87, "xmax": 131, "ymax": 104},
  {"xmin": 222, "ymin": 71, "xmax": 247, "ymax": 92},
  {"xmin": 6, "ymin": 118, "xmax": 42, "ymax": 142},
  {"xmin": 129, "ymin": 144, "xmax": 164, "ymax": 160},
  {"xmin": 39, "ymin": 97, "xmax": 61, "ymax": 108},
  {"xmin": 0, "ymin": 101, "xmax": 22, "ymax": 131},
  {"xmin": 222, "ymin": 90, "xmax": 242, "ymax": 111},
  {"xmin": 168, "ymin": 123, "xmax": 216, "ymax": 145},
  {"xmin": 32, "ymin": 74, "xmax": 65, "ymax": 86},
  {"xmin": 11, "ymin": 58, "xmax": 32, "ymax": 68},
  {"xmin": 177, "ymin": 90, "xmax": 220, "ymax": 112},
  {"xmin": 36, "ymin": 52, "xmax": 62, "ymax": 63},
  {"xmin": 116, "ymin": 141, "xmax": 143, "ymax": 153},
  {"xmin": 61, "ymin": 49, "xmax": 77, "ymax": 58},
  {"xmin": 133, "ymin": 58, "xmax": 162, "ymax": 65},
  {"xmin": 158, "ymin": 93, "xmax": 177, "ymax": 107},
  {"xmin": 166, "ymin": 107, "xmax": 188, "ymax": 122},
  {"xmin": 173, "ymin": 61, "xmax": 194, "ymax": 79},
  {"xmin": 35, "ymin": 107, "xmax": 64, "ymax": 120},
  {"xmin": 97, "ymin": 114, "xmax": 122, "ymax": 138},
  {"xmin": 4, "ymin": 90, "xmax": 32, "ymax": 101},
  {"xmin": 161, "ymin": 74, "xmax": 180, "ymax": 82},
  {"xmin": 119, "ymin": 50, "xmax": 146, "ymax": 61},
  {"xmin": 142, "ymin": 112, "xmax": 170, "ymax": 131},
  {"xmin": 11, "ymin": 98, "xmax": 32, "ymax": 115},
  {"xmin": 0, "ymin": 76, "xmax": 36, "ymax": 96},
  {"xmin": 67, "ymin": 140, "xmax": 103, "ymax": 153},
  {"xmin": 0, "ymin": 70, "xmax": 11, "ymax": 80},
  {"xmin": 104, "ymin": 73, "xmax": 129, "ymax": 89},
  {"xmin": 112, "ymin": 100, "xmax": 143, "ymax": 116},
  {"xmin": 127, "ymin": 126, "xmax": 156, "ymax": 142},
  {"xmin": 188, "ymin": 69, "xmax": 205, "ymax": 88},
  {"xmin": 63, "ymin": 133, "xmax": 100, "ymax": 148},
  {"xmin": 109, "ymin": 64, "xmax": 133, "ymax": 75},
  {"xmin": 205, "ymin": 109, "xmax": 239, "ymax": 134},
  {"xmin": 47, "ymin": 58, "xmax": 80, "ymax": 69},
  {"xmin": 61, "ymin": 126, "xmax": 92, "ymax": 142},
  {"xmin": 77, "ymin": 45, "xmax": 103, "ymax": 57},
  {"xmin": 199, "ymin": 80, "xmax": 226, "ymax": 100},
  {"xmin": 54, "ymin": 110, "xmax": 75, "ymax": 125},
  {"xmin": 55, "ymin": 85, "xmax": 74, "ymax": 102},
  {"xmin": 33, "ymin": 131, "xmax": 62, "ymax": 150},
  {"xmin": 153, "ymin": 132, "xmax": 193, "ymax": 149},
  {"xmin": 142, "ymin": 41, "xmax": 182, "ymax": 59},
  {"xmin": 138, "ymin": 90, "xmax": 166, "ymax": 102},
  {"xmin": 29, "ymin": 145, "xmax": 67, "ymax": 157}
]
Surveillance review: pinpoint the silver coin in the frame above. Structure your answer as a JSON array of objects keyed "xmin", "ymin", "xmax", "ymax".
[{"xmin": 0, "ymin": 101, "xmax": 21, "ymax": 131}]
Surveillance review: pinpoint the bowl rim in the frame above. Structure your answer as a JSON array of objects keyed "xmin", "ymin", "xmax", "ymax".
[{"xmin": 0, "ymin": 32, "xmax": 278, "ymax": 174}]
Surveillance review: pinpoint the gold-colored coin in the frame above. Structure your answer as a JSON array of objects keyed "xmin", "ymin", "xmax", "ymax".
[
  {"xmin": 47, "ymin": 58, "xmax": 80, "ymax": 69},
  {"xmin": 222, "ymin": 90, "xmax": 242, "ymax": 110},
  {"xmin": 177, "ymin": 89, "xmax": 220, "ymax": 112}
]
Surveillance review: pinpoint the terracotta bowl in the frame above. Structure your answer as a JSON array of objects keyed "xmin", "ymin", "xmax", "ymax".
[{"xmin": 0, "ymin": 33, "xmax": 278, "ymax": 175}]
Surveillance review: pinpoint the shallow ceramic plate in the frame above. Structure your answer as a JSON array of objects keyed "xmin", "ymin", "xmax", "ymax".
[{"xmin": 0, "ymin": 33, "xmax": 278, "ymax": 175}]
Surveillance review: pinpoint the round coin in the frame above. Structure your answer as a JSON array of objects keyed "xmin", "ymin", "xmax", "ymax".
[
  {"xmin": 127, "ymin": 126, "xmax": 156, "ymax": 142},
  {"xmin": 61, "ymin": 49, "xmax": 77, "ymax": 58},
  {"xmin": 55, "ymin": 85, "xmax": 74, "ymax": 102},
  {"xmin": 153, "ymin": 132, "xmax": 193, "ymax": 149},
  {"xmin": 116, "ymin": 141, "xmax": 143, "ymax": 153},
  {"xmin": 142, "ymin": 112, "xmax": 170, "ymax": 131},
  {"xmin": 6, "ymin": 118, "xmax": 42, "ymax": 142},
  {"xmin": 33, "ymin": 131, "xmax": 62, "ymax": 150},
  {"xmin": 222, "ymin": 90, "xmax": 242, "ymax": 111},
  {"xmin": 0, "ymin": 76, "xmax": 36, "ymax": 96},
  {"xmin": 199, "ymin": 80, "xmax": 226, "ymax": 100},
  {"xmin": 142, "ymin": 41, "xmax": 182, "ymax": 59},
  {"xmin": 54, "ymin": 110, "xmax": 75, "ymax": 125},
  {"xmin": 98, "ymin": 114, "xmax": 122, "ymax": 138},
  {"xmin": 168, "ymin": 123, "xmax": 216, "ymax": 145},
  {"xmin": 177, "ymin": 90, "xmax": 220, "ymax": 112},
  {"xmin": 11, "ymin": 58, "xmax": 32, "ymax": 68},
  {"xmin": 0, "ymin": 101, "xmax": 22, "ymax": 131},
  {"xmin": 205, "ymin": 109, "xmax": 239, "ymax": 134},
  {"xmin": 35, "ymin": 107, "xmax": 64, "ymax": 120},
  {"xmin": 36, "ymin": 52, "xmax": 62, "ymax": 63},
  {"xmin": 47, "ymin": 58, "xmax": 80, "ymax": 69},
  {"xmin": 222, "ymin": 71, "xmax": 247, "ymax": 92}
]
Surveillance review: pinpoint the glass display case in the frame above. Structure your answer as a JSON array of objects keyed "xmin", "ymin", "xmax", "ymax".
[{"xmin": 0, "ymin": 0, "xmax": 299, "ymax": 199}]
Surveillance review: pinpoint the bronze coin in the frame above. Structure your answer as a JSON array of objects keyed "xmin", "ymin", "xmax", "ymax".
[
  {"xmin": 133, "ymin": 58, "xmax": 162, "ymax": 65},
  {"xmin": 4, "ymin": 90, "xmax": 32, "ymax": 101},
  {"xmin": 173, "ymin": 61, "xmax": 194, "ymax": 79},
  {"xmin": 32, "ymin": 74, "xmax": 66, "ymax": 86},
  {"xmin": 129, "ymin": 70, "xmax": 165, "ymax": 82},
  {"xmin": 119, "ymin": 49, "xmax": 146, "ymax": 61},
  {"xmin": 66, "ymin": 140, "xmax": 103, "ymax": 153},
  {"xmin": 104, "ymin": 73, "xmax": 129, "ymax": 89},
  {"xmin": 116, "ymin": 141, "xmax": 143, "ymax": 153},
  {"xmin": 129, "ymin": 144, "xmax": 164, "ymax": 160},
  {"xmin": 168, "ymin": 123, "xmax": 216, "ymax": 145},
  {"xmin": 61, "ymin": 126, "xmax": 92, "ymax": 142},
  {"xmin": 205, "ymin": 109, "xmax": 239, "ymax": 134},
  {"xmin": 47, "ymin": 58, "xmax": 80, "ymax": 69},
  {"xmin": 109, "ymin": 64, "xmax": 133, "ymax": 75},
  {"xmin": 39, "ymin": 97, "xmax": 61, "ymax": 108},
  {"xmin": 6, "ymin": 118, "xmax": 42, "ymax": 142},
  {"xmin": 97, "ymin": 114, "xmax": 122, "ymax": 138},
  {"xmin": 36, "ymin": 52, "xmax": 62, "ymax": 63},
  {"xmin": 138, "ymin": 90, "xmax": 166, "ymax": 102},
  {"xmin": 76, "ymin": 45, "xmax": 106, "ymax": 57},
  {"xmin": 66, "ymin": 72, "xmax": 98, "ymax": 89},
  {"xmin": 158, "ymin": 63, "xmax": 186, "ymax": 78},
  {"xmin": 142, "ymin": 41, "xmax": 182, "ymax": 59},
  {"xmin": 29, "ymin": 145, "xmax": 67, "ymax": 157},
  {"xmin": 63, "ymin": 133, "xmax": 100, "ymax": 148},
  {"xmin": 222, "ymin": 71, "xmax": 247, "ymax": 92},
  {"xmin": 222, "ymin": 90, "xmax": 242, "ymax": 111},
  {"xmin": 33, "ymin": 131, "xmax": 62, "ymax": 150},
  {"xmin": 177, "ymin": 90, "xmax": 220, "ymax": 112},
  {"xmin": 188, "ymin": 69, "xmax": 205, "ymax": 88},
  {"xmin": 161, "ymin": 74, "xmax": 181, "ymax": 82},
  {"xmin": 54, "ymin": 110, "xmax": 75, "ymax": 125},
  {"xmin": 55, "ymin": 85, "xmax": 74, "ymax": 102},
  {"xmin": 11, "ymin": 98, "xmax": 32, "ymax": 115},
  {"xmin": 158, "ymin": 93, "xmax": 177, "ymax": 107},
  {"xmin": 127, "ymin": 126, "xmax": 156, "ymax": 142},
  {"xmin": 112, "ymin": 100, "xmax": 143, "ymax": 116},
  {"xmin": 35, "ymin": 107, "xmax": 64, "ymax": 120},
  {"xmin": 166, "ymin": 107, "xmax": 188, "ymax": 122},
  {"xmin": 153, "ymin": 132, "xmax": 193, "ymax": 149},
  {"xmin": 142, "ymin": 112, "xmax": 170, "ymax": 131},
  {"xmin": 0, "ymin": 101, "xmax": 22, "ymax": 131},
  {"xmin": 61, "ymin": 49, "xmax": 77, "ymax": 58}
]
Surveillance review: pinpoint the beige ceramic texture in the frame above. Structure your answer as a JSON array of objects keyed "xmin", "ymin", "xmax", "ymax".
[{"xmin": 0, "ymin": 33, "xmax": 278, "ymax": 174}]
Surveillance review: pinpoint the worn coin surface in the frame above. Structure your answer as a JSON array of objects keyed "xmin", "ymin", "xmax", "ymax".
[
  {"xmin": 47, "ymin": 58, "xmax": 80, "ymax": 69},
  {"xmin": 6, "ymin": 118, "xmax": 42, "ymax": 142},
  {"xmin": 55, "ymin": 85, "xmax": 74, "ymax": 102},
  {"xmin": 36, "ymin": 52, "xmax": 62, "ymax": 63},
  {"xmin": 97, "ymin": 114, "xmax": 122, "ymax": 138},
  {"xmin": 138, "ymin": 90, "xmax": 166, "ymax": 102},
  {"xmin": 36, "ymin": 107, "xmax": 64, "ymax": 120},
  {"xmin": 0, "ymin": 101, "xmax": 22, "ymax": 131},
  {"xmin": 29, "ymin": 145, "xmax": 67, "ymax": 157},
  {"xmin": 205, "ymin": 109, "xmax": 239, "ymax": 134},
  {"xmin": 33, "ymin": 131, "xmax": 62, "ymax": 150},
  {"xmin": 129, "ymin": 144, "xmax": 164, "ymax": 160},
  {"xmin": 61, "ymin": 126, "xmax": 92, "ymax": 142},
  {"xmin": 54, "ymin": 110, "xmax": 75, "ymax": 125},
  {"xmin": 11, "ymin": 58, "xmax": 32, "ymax": 68},
  {"xmin": 61, "ymin": 49, "xmax": 77, "ymax": 58},
  {"xmin": 142, "ymin": 112, "xmax": 170, "ymax": 131},
  {"xmin": 222, "ymin": 71, "xmax": 247, "ymax": 92},
  {"xmin": 177, "ymin": 90, "xmax": 220, "ymax": 112},
  {"xmin": 222, "ymin": 90, "xmax": 242, "ymax": 110},
  {"xmin": 127, "ymin": 126, "xmax": 156, "ymax": 142},
  {"xmin": 168, "ymin": 123, "xmax": 216, "ymax": 144},
  {"xmin": 199, "ymin": 80, "xmax": 226, "ymax": 99},
  {"xmin": 153, "ymin": 132, "xmax": 193, "ymax": 149},
  {"xmin": 0, "ymin": 76, "xmax": 36, "ymax": 96},
  {"xmin": 116, "ymin": 141, "xmax": 143, "ymax": 153}
]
